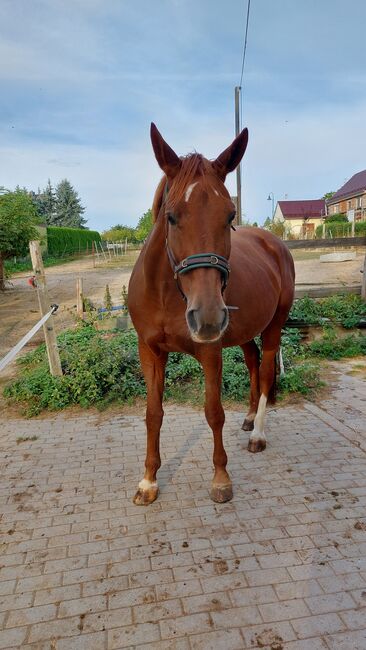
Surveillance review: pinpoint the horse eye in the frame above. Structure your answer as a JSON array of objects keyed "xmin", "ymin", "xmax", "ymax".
[
  {"xmin": 167, "ymin": 213, "xmax": 176, "ymax": 225},
  {"xmin": 228, "ymin": 212, "xmax": 236, "ymax": 224}
]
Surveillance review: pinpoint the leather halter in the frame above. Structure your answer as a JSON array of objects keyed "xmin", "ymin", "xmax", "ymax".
[{"xmin": 163, "ymin": 183, "xmax": 230, "ymax": 302}]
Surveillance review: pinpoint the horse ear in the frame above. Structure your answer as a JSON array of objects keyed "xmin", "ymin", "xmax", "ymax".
[
  {"xmin": 150, "ymin": 123, "xmax": 181, "ymax": 178},
  {"xmin": 212, "ymin": 128, "xmax": 249, "ymax": 180}
]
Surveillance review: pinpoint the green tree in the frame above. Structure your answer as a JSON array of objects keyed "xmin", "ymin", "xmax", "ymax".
[
  {"xmin": 135, "ymin": 209, "xmax": 153, "ymax": 242},
  {"xmin": 323, "ymin": 191, "xmax": 335, "ymax": 201},
  {"xmin": 40, "ymin": 179, "xmax": 56, "ymax": 224},
  {"xmin": 102, "ymin": 224, "xmax": 136, "ymax": 243},
  {"xmin": 326, "ymin": 213, "xmax": 348, "ymax": 223},
  {"xmin": 263, "ymin": 217, "xmax": 272, "ymax": 229},
  {"xmin": 0, "ymin": 189, "xmax": 40, "ymax": 290},
  {"xmin": 54, "ymin": 179, "xmax": 86, "ymax": 228}
]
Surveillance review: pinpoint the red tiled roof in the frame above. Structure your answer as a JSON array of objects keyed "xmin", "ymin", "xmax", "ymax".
[
  {"xmin": 329, "ymin": 170, "xmax": 366, "ymax": 202},
  {"xmin": 278, "ymin": 199, "xmax": 325, "ymax": 220}
]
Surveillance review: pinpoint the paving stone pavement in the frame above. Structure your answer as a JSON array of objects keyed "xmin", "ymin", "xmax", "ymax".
[{"xmin": 0, "ymin": 369, "xmax": 366, "ymax": 649}]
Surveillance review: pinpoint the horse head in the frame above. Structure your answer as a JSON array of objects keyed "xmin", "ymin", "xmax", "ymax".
[{"xmin": 150, "ymin": 123, "xmax": 248, "ymax": 343}]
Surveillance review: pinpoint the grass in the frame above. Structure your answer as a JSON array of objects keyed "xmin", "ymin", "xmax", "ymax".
[
  {"xmin": 5, "ymin": 253, "xmax": 90, "ymax": 275},
  {"xmin": 95, "ymin": 249, "xmax": 141, "ymax": 269},
  {"xmin": 290, "ymin": 248, "xmax": 362, "ymax": 261}
]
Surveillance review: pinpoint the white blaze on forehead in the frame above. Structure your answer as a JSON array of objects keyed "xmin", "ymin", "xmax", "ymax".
[{"xmin": 184, "ymin": 182, "xmax": 198, "ymax": 202}]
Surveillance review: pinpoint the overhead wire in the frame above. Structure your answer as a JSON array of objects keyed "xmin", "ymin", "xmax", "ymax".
[{"xmin": 238, "ymin": 0, "xmax": 251, "ymax": 130}]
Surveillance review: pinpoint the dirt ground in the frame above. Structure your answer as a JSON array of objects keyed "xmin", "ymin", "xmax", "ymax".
[{"xmin": 0, "ymin": 248, "xmax": 365, "ymax": 385}]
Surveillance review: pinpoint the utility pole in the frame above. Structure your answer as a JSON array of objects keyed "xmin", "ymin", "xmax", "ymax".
[{"xmin": 234, "ymin": 86, "xmax": 242, "ymax": 225}]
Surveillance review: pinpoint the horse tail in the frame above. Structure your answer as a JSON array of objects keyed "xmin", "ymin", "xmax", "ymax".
[{"xmin": 267, "ymin": 353, "xmax": 277, "ymax": 405}]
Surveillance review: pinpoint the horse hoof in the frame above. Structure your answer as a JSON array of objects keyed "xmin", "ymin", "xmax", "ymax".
[
  {"xmin": 133, "ymin": 486, "xmax": 159, "ymax": 506},
  {"xmin": 242, "ymin": 418, "xmax": 254, "ymax": 431},
  {"xmin": 248, "ymin": 438, "xmax": 266, "ymax": 453},
  {"xmin": 210, "ymin": 483, "xmax": 233, "ymax": 503}
]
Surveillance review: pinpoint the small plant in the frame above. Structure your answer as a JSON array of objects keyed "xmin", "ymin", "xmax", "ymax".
[
  {"xmin": 289, "ymin": 294, "xmax": 366, "ymax": 328},
  {"xmin": 104, "ymin": 284, "xmax": 113, "ymax": 311},
  {"xmin": 306, "ymin": 327, "xmax": 366, "ymax": 359},
  {"xmin": 121, "ymin": 285, "xmax": 128, "ymax": 313}
]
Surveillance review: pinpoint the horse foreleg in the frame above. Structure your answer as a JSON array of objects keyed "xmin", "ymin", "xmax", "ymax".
[
  {"xmin": 133, "ymin": 341, "xmax": 167, "ymax": 505},
  {"xmin": 198, "ymin": 348, "xmax": 232, "ymax": 503},
  {"xmin": 241, "ymin": 340, "xmax": 260, "ymax": 431}
]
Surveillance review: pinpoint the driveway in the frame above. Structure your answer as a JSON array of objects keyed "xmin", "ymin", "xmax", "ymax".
[{"xmin": 0, "ymin": 363, "xmax": 366, "ymax": 648}]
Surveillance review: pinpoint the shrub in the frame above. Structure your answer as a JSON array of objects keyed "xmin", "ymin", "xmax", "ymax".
[
  {"xmin": 5, "ymin": 296, "xmax": 365, "ymax": 417},
  {"xmin": 325, "ymin": 214, "xmax": 349, "ymax": 223},
  {"xmin": 315, "ymin": 221, "xmax": 352, "ymax": 238},
  {"xmin": 47, "ymin": 227, "xmax": 101, "ymax": 256},
  {"xmin": 355, "ymin": 221, "xmax": 366, "ymax": 236},
  {"xmin": 289, "ymin": 294, "xmax": 366, "ymax": 328},
  {"xmin": 306, "ymin": 327, "xmax": 366, "ymax": 359}
]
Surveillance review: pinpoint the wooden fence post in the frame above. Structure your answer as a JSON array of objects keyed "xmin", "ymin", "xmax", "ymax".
[
  {"xmin": 362, "ymin": 253, "xmax": 366, "ymax": 301},
  {"xmin": 76, "ymin": 277, "xmax": 84, "ymax": 318},
  {"xmin": 29, "ymin": 241, "xmax": 63, "ymax": 377}
]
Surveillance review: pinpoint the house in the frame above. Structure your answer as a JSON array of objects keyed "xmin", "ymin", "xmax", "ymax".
[
  {"xmin": 273, "ymin": 199, "xmax": 325, "ymax": 238},
  {"xmin": 326, "ymin": 170, "xmax": 366, "ymax": 221}
]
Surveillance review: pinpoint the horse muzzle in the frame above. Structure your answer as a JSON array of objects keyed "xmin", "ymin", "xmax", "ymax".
[{"xmin": 186, "ymin": 305, "xmax": 229, "ymax": 343}]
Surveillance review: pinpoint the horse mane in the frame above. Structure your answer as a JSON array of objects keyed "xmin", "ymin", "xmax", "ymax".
[{"xmin": 152, "ymin": 154, "xmax": 215, "ymax": 222}]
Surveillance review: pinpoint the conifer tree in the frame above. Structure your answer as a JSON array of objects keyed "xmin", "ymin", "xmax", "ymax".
[
  {"xmin": 42, "ymin": 179, "xmax": 57, "ymax": 224},
  {"xmin": 54, "ymin": 179, "xmax": 86, "ymax": 228}
]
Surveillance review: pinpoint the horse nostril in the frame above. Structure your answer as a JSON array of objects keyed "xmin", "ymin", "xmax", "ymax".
[{"xmin": 187, "ymin": 309, "xmax": 198, "ymax": 332}]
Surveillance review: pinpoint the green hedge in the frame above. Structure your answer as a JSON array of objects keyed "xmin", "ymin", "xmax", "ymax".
[
  {"xmin": 47, "ymin": 227, "xmax": 101, "ymax": 256},
  {"xmin": 315, "ymin": 220, "xmax": 366, "ymax": 238}
]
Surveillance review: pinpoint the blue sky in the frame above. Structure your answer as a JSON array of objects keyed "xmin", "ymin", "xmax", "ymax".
[{"xmin": 0, "ymin": 0, "xmax": 365, "ymax": 231}]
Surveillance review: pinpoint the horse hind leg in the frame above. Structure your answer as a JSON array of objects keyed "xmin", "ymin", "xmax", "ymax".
[
  {"xmin": 248, "ymin": 324, "xmax": 282, "ymax": 453},
  {"xmin": 241, "ymin": 340, "xmax": 260, "ymax": 431}
]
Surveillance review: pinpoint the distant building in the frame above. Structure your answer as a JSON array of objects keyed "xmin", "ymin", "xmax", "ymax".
[
  {"xmin": 274, "ymin": 199, "xmax": 325, "ymax": 238},
  {"xmin": 326, "ymin": 170, "xmax": 366, "ymax": 221}
]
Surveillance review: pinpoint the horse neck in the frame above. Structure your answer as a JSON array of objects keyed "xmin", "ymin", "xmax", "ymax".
[{"xmin": 143, "ymin": 213, "xmax": 169, "ymax": 289}]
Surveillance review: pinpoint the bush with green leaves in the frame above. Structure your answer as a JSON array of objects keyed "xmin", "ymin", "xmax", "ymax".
[
  {"xmin": 306, "ymin": 327, "xmax": 366, "ymax": 359},
  {"xmin": 3, "ymin": 322, "xmax": 317, "ymax": 416},
  {"xmin": 316, "ymin": 214, "xmax": 366, "ymax": 238},
  {"xmin": 47, "ymin": 227, "xmax": 101, "ymax": 256},
  {"xmin": 0, "ymin": 189, "xmax": 40, "ymax": 290},
  {"xmin": 4, "ymin": 300, "xmax": 365, "ymax": 416},
  {"xmin": 315, "ymin": 221, "xmax": 351, "ymax": 238},
  {"xmin": 355, "ymin": 221, "xmax": 366, "ymax": 236},
  {"xmin": 289, "ymin": 294, "xmax": 366, "ymax": 328}
]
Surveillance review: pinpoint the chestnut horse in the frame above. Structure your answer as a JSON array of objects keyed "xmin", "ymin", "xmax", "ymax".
[{"xmin": 128, "ymin": 123, "xmax": 295, "ymax": 505}]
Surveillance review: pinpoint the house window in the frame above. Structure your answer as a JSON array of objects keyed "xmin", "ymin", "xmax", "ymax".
[
  {"xmin": 333, "ymin": 204, "xmax": 339, "ymax": 214},
  {"xmin": 356, "ymin": 196, "xmax": 362, "ymax": 208},
  {"xmin": 348, "ymin": 200, "xmax": 352, "ymax": 209}
]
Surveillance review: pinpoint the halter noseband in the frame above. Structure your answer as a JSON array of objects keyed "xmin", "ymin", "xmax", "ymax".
[{"xmin": 163, "ymin": 183, "xmax": 230, "ymax": 302}]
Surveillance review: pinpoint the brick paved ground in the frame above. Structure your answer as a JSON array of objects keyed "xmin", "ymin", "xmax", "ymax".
[{"xmin": 0, "ymin": 368, "xmax": 366, "ymax": 649}]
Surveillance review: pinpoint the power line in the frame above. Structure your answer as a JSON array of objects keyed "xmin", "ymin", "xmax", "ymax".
[
  {"xmin": 238, "ymin": 0, "xmax": 251, "ymax": 130},
  {"xmin": 239, "ymin": 0, "xmax": 251, "ymax": 90},
  {"xmin": 235, "ymin": 0, "xmax": 251, "ymax": 223}
]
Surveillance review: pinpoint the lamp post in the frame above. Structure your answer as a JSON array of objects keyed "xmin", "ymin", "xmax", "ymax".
[{"xmin": 267, "ymin": 192, "xmax": 275, "ymax": 220}]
